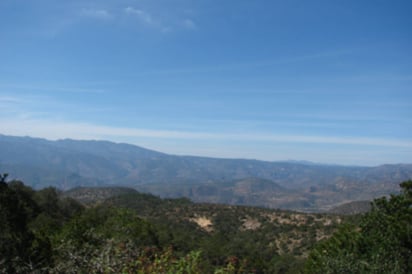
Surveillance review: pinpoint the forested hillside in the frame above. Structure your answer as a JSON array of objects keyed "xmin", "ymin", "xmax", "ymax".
[
  {"xmin": 2, "ymin": 134, "xmax": 412, "ymax": 212},
  {"xmin": 1, "ymin": 173, "xmax": 411, "ymax": 273}
]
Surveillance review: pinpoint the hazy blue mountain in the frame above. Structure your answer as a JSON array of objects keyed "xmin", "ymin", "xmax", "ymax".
[{"xmin": 1, "ymin": 134, "xmax": 411, "ymax": 211}]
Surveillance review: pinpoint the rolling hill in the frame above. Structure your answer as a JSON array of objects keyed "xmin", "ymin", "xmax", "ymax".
[{"xmin": 1, "ymin": 134, "xmax": 411, "ymax": 211}]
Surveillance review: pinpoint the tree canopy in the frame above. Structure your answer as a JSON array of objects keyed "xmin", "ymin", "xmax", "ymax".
[
  {"xmin": 1, "ymin": 172, "xmax": 411, "ymax": 273},
  {"xmin": 305, "ymin": 180, "xmax": 412, "ymax": 273}
]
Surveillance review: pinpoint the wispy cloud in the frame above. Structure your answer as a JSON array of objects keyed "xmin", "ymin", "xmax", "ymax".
[
  {"xmin": 146, "ymin": 48, "xmax": 353, "ymax": 75},
  {"xmin": 124, "ymin": 7, "xmax": 154, "ymax": 25},
  {"xmin": 123, "ymin": 6, "xmax": 197, "ymax": 32},
  {"xmin": 81, "ymin": 8, "xmax": 113, "ymax": 20},
  {"xmin": 9, "ymin": 2, "xmax": 196, "ymax": 36},
  {"xmin": 1, "ymin": 117, "xmax": 411, "ymax": 149},
  {"xmin": 0, "ymin": 84, "xmax": 106, "ymax": 94},
  {"xmin": 0, "ymin": 96, "xmax": 23, "ymax": 104},
  {"xmin": 182, "ymin": 19, "xmax": 197, "ymax": 30},
  {"xmin": 123, "ymin": 6, "xmax": 171, "ymax": 31}
]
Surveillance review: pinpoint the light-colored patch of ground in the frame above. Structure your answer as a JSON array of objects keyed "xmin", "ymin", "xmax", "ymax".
[
  {"xmin": 316, "ymin": 231, "xmax": 329, "ymax": 242},
  {"xmin": 274, "ymin": 234, "xmax": 301, "ymax": 255},
  {"xmin": 322, "ymin": 219, "xmax": 333, "ymax": 225},
  {"xmin": 265, "ymin": 213, "xmax": 308, "ymax": 225},
  {"xmin": 265, "ymin": 212, "xmax": 341, "ymax": 227},
  {"xmin": 274, "ymin": 232, "xmax": 311, "ymax": 257},
  {"xmin": 190, "ymin": 216, "xmax": 213, "ymax": 232},
  {"xmin": 242, "ymin": 217, "xmax": 261, "ymax": 230},
  {"xmin": 321, "ymin": 216, "xmax": 341, "ymax": 226},
  {"xmin": 274, "ymin": 239, "xmax": 283, "ymax": 254}
]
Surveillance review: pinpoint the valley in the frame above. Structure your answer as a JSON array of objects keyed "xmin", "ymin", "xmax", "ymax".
[{"xmin": 1, "ymin": 134, "xmax": 411, "ymax": 212}]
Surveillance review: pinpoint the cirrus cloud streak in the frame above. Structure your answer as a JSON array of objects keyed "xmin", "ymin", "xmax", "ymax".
[{"xmin": 1, "ymin": 117, "xmax": 411, "ymax": 149}]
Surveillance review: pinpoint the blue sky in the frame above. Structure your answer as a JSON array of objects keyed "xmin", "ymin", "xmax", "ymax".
[{"xmin": 0, "ymin": 0, "xmax": 411, "ymax": 165}]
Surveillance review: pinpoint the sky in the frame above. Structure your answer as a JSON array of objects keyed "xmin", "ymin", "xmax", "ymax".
[{"xmin": 0, "ymin": 0, "xmax": 411, "ymax": 166}]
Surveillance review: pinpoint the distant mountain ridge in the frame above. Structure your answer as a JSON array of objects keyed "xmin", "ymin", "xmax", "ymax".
[
  {"xmin": 1, "ymin": 134, "xmax": 411, "ymax": 211},
  {"xmin": 328, "ymin": 200, "xmax": 372, "ymax": 215}
]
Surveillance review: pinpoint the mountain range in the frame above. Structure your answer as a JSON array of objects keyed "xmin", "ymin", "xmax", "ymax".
[{"xmin": 1, "ymin": 134, "xmax": 411, "ymax": 212}]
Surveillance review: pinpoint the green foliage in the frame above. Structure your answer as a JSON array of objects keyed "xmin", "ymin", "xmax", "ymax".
[
  {"xmin": 0, "ymin": 176, "xmax": 345, "ymax": 273},
  {"xmin": 105, "ymin": 191, "xmax": 344, "ymax": 273},
  {"xmin": 51, "ymin": 206, "xmax": 161, "ymax": 272},
  {"xmin": 0, "ymin": 175, "xmax": 84, "ymax": 272},
  {"xmin": 269, "ymin": 254, "xmax": 305, "ymax": 274},
  {"xmin": 0, "ymin": 176, "xmax": 40, "ymax": 272},
  {"xmin": 130, "ymin": 248, "xmax": 205, "ymax": 274},
  {"xmin": 305, "ymin": 180, "xmax": 412, "ymax": 273},
  {"xmin": 56, "ymin": 206, "xmax": 158, "ymax": 247}
]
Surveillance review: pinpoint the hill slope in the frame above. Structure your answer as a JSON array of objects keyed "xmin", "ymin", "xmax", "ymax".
[
  {"xmin": 1, "ymin": 134, "xmax": 411, "ymax": 211},
  {"xmin": 63, "ymin": 186, "xmax": 344, "ymax": 259}
]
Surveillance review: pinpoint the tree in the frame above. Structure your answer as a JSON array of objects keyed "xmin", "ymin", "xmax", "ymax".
[
  {"xmin": 0, "ymin": 175, "xmax": 84, "ymax": 272},
  {"xmin": 305, "ymin": 180, "xmax": 412, "ymax": 273},
  {"xmin": 0, "ymin": 175, "xmax": 37, "ymax": 272},
  {"xmin": 52, "ymin": 206, "xmax": 160, "ymax": 272}
]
